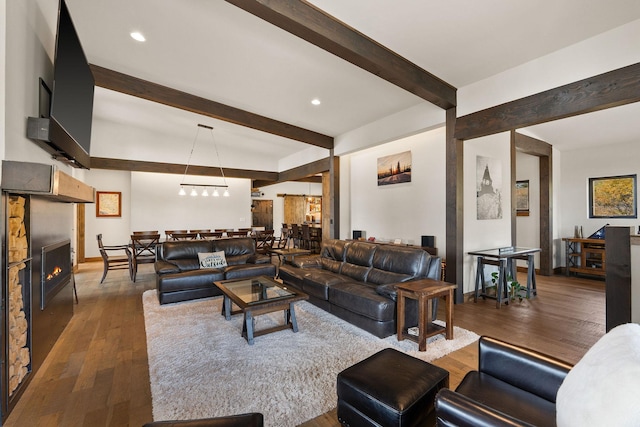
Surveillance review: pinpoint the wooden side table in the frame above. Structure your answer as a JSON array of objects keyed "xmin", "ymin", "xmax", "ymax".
[{"xmin": 396, "ymin": 279, "xmax": 457, "ymax": 351}]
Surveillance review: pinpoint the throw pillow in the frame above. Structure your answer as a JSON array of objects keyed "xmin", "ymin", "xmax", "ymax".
[
  {"xmin": 556, "ymin": 323, "xmax": 640, "ymax": 426},
  {"xmin": 197, "ymin": 251, "xmax": 227, "ymax": 269}
]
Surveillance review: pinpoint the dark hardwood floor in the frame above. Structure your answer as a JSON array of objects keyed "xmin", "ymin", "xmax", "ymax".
[{"xmin": 4, "ymin": 262, "xmax": 605, "ymax": 427}]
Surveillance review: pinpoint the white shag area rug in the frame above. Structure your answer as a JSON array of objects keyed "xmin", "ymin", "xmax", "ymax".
[{"xmin": 143, "ymin": 289, "xmax": 479, "ymax": 426}]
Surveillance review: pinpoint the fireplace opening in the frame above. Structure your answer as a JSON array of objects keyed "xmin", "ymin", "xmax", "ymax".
[{"xmin": 41, "ymin": 239, "xmax": 71, "ymax": 310}]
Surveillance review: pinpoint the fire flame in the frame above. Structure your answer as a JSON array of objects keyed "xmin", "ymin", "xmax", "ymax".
[{"xmin": 46, "ymin": 266, "xmax": 62, "ymax": 281}]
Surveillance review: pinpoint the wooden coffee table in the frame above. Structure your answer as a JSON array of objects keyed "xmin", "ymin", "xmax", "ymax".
[
  {"xmin": 396, "ymin": 278, "xmax": 457, "ymax": 351},
  {"xmin": 214, "ymin": 276, "xmax": 309, "ymax": 345}
]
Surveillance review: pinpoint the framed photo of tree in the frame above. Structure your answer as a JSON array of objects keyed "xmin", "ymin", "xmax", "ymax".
[{"xmin": 588, "ymin": 174, "xmax": 637, "ymax": 218}]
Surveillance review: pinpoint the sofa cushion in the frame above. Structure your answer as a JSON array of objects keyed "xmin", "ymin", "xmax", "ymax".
[
  {"xmin": 198, "ymin": 251, "xmax": 227, "ymax": 269},
  {"xmin": 367, "ymin": 245, "xmax": 428, "ymax": 285},
  {"xmin": 158, "ymin": 269, "xmax": 225, "ymax": 293},
  {"xmin": 212, "ymin": 238, "xmax": 255, "ymax": 266},
  {"xmin": 303, "ymin": 270, "xmax": 354, "ymax": 300},
  {"xmin": 172, "ymin": 259, "xmax": 201, "ymax": 272},
  {"xmin": 341, "ymin": 241, "xmax": 376, "ymax": 282},
  {"xmin": 329, "ymin": 282, "xmax": 396, "ymax": 322},
  {"xmin": 162, "ymin": 241, "xmax": 214, "ymax": 260},
  {"xmin": 556, "ymin": 323, "xmax": 640, "ymax": 427},
  {"xmin": 224, "ymin": 263, "xmax": 276, "ymax": 280}
]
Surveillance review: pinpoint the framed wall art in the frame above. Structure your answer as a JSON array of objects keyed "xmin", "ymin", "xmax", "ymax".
[
  {"xmin": 377, "ymin": 151, "xmax": 412, "ymax": 186},
  {"xmin": 476, "ymin": 155, "xmax": 502, "ymax": 220},
  {"xmin": 516, "ymin": 180, "xmax": 530, "ymax": 216},
  {"xmin": 96, "ymin": 191, "xmax": 122, "ymax": 218},
  {"xmin": 588, "ymin": 174, "xmax": 637, "ymax": 219}
]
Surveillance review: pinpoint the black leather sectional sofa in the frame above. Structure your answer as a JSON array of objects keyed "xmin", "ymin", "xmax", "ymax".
[
  {"xmin": 278, "ymin": 239, "xmax": 442, "ymax": 338},
  {"xmin": 154, "ymin": 237, "xmax": 276, "ymax": 304}
]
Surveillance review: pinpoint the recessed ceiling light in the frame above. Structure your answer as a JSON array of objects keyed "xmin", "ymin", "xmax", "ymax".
[
  {"xmin": 311, "ymin": 98, "xmax": 321, "ymax": 106},
  {"xmin": 130, "ymin": 32, "xmax": 146, "ymax": 42}
]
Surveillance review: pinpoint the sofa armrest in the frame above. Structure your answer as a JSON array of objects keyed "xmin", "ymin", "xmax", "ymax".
[
  {"xmin": 435, "ymin": 389, "xmax": 535, "ymax": 427},
  {"xmin": 155, "ymin": 260, "xmax": 180, "ymax": 275},
  {"xmin": 478, "ymin": 336, "xmax": 572, "ymax": 403}
]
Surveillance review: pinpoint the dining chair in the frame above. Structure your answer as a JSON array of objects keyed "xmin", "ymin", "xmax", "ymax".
[
  {"xmin": 132, "ymin": 230, "xmax": 158, "ymax": 235},
  {"xmin": 130, "ymin": 233, "xmax": 160, "ymax": 281},
  {"xmin": 290, "ymin": 224, "xmax": 301, "ymax": 248},
  {"xmin": 254, "ymin": 230, "xmax": 275, "ymax": 254},
  {"xmin": 171, "ymin": 232, "xmax": 199, "ymax": 240},
  {"xmin": 189, "ymin": 229, "xmax": 211, "ymax": 239},
  {"xmin": 272, "ymin": 228, "xmax": 290, "ymax": 250},
  {"xmin": 165, "ymin": 230, "xmax": 188, "ymax": 240},
  {"xmin": 309, "ymin": 226, "xmax": 322, "ymax": 253},
  {"xmin": 96, "ymin": 234, "xmax": 132, "ymax": 284},
  {"xmin": 199, "ymin": 231, "xmax": 224, "ymax": 240},
  {"xmin": 300, "ymin": 224, "xmax": 311, "ymax": 250},
  {"xmin": 229, "ymin": 231, "xmax": 249, "ymax": 238}
]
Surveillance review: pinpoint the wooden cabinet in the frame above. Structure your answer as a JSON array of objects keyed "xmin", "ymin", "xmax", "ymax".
[{"xmin": 564, "ymin": 238, "xmax": 606, "ymax": 277}]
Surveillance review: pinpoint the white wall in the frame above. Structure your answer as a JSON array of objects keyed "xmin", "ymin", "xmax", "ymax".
[
  {"xmin": 83, "ymin": 169, "xmax": 255, "ymax": 258},
  {"xmin": 344, "ymin": 126, "xmax": 446, "ymax": 251},
  {"xmin": 463, "ymin": 133, "xmax": 512, "ymax": 293},
  {"xmin": 558, "ymin": 140, "xmax": 640, "ymax": 266}
]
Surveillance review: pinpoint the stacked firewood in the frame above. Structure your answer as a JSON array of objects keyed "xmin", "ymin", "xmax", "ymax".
[{"xmin": 7, "ymin": 196, "xmax": 30, "ymax": 396}]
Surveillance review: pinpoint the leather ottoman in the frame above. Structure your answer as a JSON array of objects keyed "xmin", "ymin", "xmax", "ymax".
[{"xmin": 337, "ymin": 348, "xmax": 449, "ymax": 427}]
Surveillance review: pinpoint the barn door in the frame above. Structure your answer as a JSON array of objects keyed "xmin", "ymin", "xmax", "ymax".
[
  {"xmin": 251, "ymin": 200, "xmax": 273, "ymax": 230},
  {"xmin": 283, "ymin": 195, "xmax": 306, "ymax": 225}
]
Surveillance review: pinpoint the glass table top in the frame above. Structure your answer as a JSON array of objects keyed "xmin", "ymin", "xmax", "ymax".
[
  {"xmin": 218, "ymin": 276, "xmax": 296, "ymax": 305},
  {"xmin": 467, "ymin": 246, "xmax": 541, "ymax": 258}
]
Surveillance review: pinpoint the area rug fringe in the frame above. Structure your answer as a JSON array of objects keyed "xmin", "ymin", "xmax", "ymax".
[{"xmin": 143, "ymin": 289, "xmax": 478, "ymax": 426}]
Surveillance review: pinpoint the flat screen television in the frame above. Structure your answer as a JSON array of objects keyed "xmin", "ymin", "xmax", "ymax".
[{"xmin": 31, "ymin": 0, "xmax": 94, "ymax": 169}]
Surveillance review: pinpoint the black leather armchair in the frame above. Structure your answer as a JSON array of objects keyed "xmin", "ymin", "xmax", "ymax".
[{"xmin": 435, "ymin": 336, "xmax": 572, "ymax": 427}]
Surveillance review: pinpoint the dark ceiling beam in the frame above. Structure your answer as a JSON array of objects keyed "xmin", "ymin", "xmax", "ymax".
[
  {"xmin": 455, "ymin": 62, "xmax": 640, "ymax": 140},
  {"xmin": 90, "ymin": 157, "xmax": 278, "ymax": 181},
  {"xmin": 252, "ymin": 157, "xmax": 330, "ymax": 188},
  {"xmin": 225, "ymin": 0, "xmax": 456, "ymax": 109},
  {"xmin": 90, "ymin": 64, "xmax": 334, "ymax": 150}
]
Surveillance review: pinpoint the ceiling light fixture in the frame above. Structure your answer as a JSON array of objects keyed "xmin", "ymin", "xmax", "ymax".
[
  {"xmin": 311, "ymin": 98, "xmax": 321, "ymax": 106},
  {"xmin": 130, "ymin": 31, "xmax": 146, "ymax": 42},
  {"xmin": 178, "ymin": 124, "xmax": 230, "ymax": 198}
]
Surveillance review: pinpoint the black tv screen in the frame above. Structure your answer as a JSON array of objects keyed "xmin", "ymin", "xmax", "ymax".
[{"xmin": 49, "ymin": 0, "xmax": 94, "ymax": 169}]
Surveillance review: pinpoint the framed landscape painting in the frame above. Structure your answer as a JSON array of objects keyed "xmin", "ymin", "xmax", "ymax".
[
  {"xmin": 377, "ymin": 151, "xmax": 412, "ymax": 186},
  {"xmin": 588, "ymin": 174, "xmax": 637, "ymax": 218}
]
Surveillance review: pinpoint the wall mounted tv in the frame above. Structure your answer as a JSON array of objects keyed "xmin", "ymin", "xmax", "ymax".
[{"xmin": 27, "ymin": 0, "xmax": 94, "ymax": 169}]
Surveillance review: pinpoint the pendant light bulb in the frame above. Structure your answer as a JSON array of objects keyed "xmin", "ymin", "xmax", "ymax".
[
  {"xmin": 190, "ymin": 187, "xmax": 198, "ymax": 197},
  {"xmin": 223, "ymin": 189, "xmax": 230, "ymax": 197},
  {"xmin": 201, "ymin": 188, "xmax": 209, "ymax": 197},
  {"xmin": 213, "ymin": 188, "xmax": 220, "ymax": 197},
  {"xmin": 178, "ymin": 186, "xmax": 186, "ymax": 196}
]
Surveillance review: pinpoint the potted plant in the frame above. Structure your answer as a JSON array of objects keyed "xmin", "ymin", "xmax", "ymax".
[{"xmin": 490, "ymin": 271, "xmax": 528, "ymax": 303}]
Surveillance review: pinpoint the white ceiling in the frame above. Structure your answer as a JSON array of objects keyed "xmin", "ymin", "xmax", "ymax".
[{"xmin": 64, "ymin": 0, "xmax": 640, "ymax": 166}]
